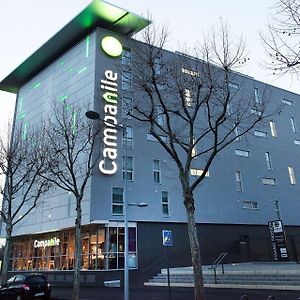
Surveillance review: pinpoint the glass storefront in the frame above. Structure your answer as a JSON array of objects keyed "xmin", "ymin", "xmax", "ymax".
[{"xmin": 11, "ymin": 224, "xmax": 137, "ymax": 271}]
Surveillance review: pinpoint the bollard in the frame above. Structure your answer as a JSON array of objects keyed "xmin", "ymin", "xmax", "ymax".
[
  {"xmin": 240, "ymin": 295, "xmax": 249, "ymax": 300},
  {"xmin": 267, "ymin": 296, "xmax": 275, "ymax": 300}
]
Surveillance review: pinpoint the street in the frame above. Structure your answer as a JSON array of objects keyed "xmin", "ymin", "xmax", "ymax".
[{"xmin": 51, "ymin": 286, "xmax": 300, "ymax": 300}]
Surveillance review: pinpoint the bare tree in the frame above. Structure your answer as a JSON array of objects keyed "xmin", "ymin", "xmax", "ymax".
[
  {"xmin": 44, "ymin": 103, "xmax": 99, "ymax": 300},
  {"xmin": 0, "ymin": 124, "xmax": 50, "ymax": 283},
  {"xmin": 262, "ymin": 0, "xmax": 300, "ymax": 75},
  {"xmin": 130, "ymin": 22, "xmax": 277, "ymax": 300}
]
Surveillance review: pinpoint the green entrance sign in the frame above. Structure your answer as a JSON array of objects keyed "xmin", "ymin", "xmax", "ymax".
[{"xmin": 101, "ymin": 36, "xmax": 122, "ymax": 57}]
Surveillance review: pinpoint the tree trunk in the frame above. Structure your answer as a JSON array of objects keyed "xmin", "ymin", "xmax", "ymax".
[
  {"xmin": 1, "ymin": 223, "xmax": 12, "ymax": 284},
  {"xmin": 185, "ymin": 199, "xmax": 206, "ymax": 300},
  {"xmin": 72, "ymin": 198, "xmax": 82, "ymax": 300}
]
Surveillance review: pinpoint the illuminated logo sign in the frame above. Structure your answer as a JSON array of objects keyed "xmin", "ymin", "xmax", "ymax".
[
  {"xmin": 34, "ymin": 237, "xmax": 60, "ymax": 249},
  {"xmin": 99, "ymin": 36, "xmax": 122, "ymax": 175},
  {"xmin": 101, "ymin": 36, "xmax": 122, "ymax": 57},
  {"xmin": 99, "ymin": 70, "xmax": 119, "ymax": 175}
]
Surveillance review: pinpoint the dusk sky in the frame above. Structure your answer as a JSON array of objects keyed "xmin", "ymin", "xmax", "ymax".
[{"xmin": 0, "ymin": 0, "xmax": 296, "ymax": 133}]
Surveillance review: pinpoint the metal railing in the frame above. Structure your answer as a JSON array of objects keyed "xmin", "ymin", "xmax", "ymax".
[{"xmin": 208, "ymin": 252, "xmax": 228, "ymax": 284}]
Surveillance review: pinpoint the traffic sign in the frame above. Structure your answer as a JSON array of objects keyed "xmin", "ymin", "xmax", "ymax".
[{"xmin": 162, "ymin": 230, "xmax": 173, "ymax": 247}]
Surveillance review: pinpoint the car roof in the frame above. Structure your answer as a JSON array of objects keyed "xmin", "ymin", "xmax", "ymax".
[{"xmin": 11, "ymin": 273, "xmax": 46, "ymax": 278}]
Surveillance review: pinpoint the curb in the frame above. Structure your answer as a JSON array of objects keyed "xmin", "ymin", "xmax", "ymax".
[{"xmin": 144, "ymin": 282, "xmax": 300, "ymax": 291}]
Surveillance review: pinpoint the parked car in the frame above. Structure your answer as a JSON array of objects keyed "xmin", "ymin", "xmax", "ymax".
[{"xmin": 0, "ymin": 273, "xmax": 51, "ymax": 300}]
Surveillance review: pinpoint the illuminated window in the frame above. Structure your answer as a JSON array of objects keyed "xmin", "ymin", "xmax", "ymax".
[
  {"xmin": 85, "ymin": 36, "xmax": 90, "ymax": 58},
  {"xmin": 153, "ymin": 160, "xmax": 161, "ymax": 183},
  {"xmin": 288, "ymin": 166, "xmax": 296, "ymax": 184},
  {"xmin": 112, "ymin": 188, "xmax": 123, "ymax": 215},
  {"xmin": 184, "ymin": 88, "xmax": 192, "ymax": 107},
  {"xmin": 235, "ymin": 149, "xmax": 250, "ymax": 157},
  {"xmin": 192, "ymin": 138, "xmax": 197, "ymax": 158},
  {"xmin": 254, "ymin": 87, "xmax": 261, "ymax": 104},
  {"xmin": 122, "ymin": 126, "xmax": 133, "ymax": 149},
  {"xmin": 262, "ymin": 177, "xmax": 276, "ymax": 185},
  {"xmin": 122, "ymin": 49, "xmax": 131, "ymax": 65},
  {"xmin": 182, "ymin": 68, "xmax": 199, "ymax": 77},
  {"xmin": 234, "ymin": 125, "xmax": 240, "ymax": 141},
  {"xmin": 291, "ymin": 117, "xmax": 297, "ymax": 133},
  {"xmin": 265, "ymin": 152, "xmax": 273, "ymax": 170},
  {"xmin": 251, "ymin": 108, "xmax": 262, "ymax": 116},
  {"xmin": 254, "ymin": 130, "xmax": 267, "ymax": 138},
  {"xmin": 242, "ymin": 201, "xmax": 258, "ymax": 209},
  {"xmin": 162, "ymin": 191, "xmax": 169, "ymax": 216},
  {"xmin": 270, "ymin": 121, "xmax": 277, "ymax": 137},
  {"xmin": 122, "ymin": 156, "xmax": 133, "ymax": 181},
  {"xmin": 190, "ymin": 169, "xmax": 209, "ymax": 177},
  {"xmin": 282, "ymin": 98, "xmax": 293, "ymax": 106},
  {"xmin": 294, "ymin": 140, "xmax": 300, "ymax": 145},
  {"xmin": 235, "ymin": 171, "xmax": 243, "ymax": 192}
]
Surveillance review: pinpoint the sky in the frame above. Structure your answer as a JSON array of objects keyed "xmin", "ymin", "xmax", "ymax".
[{"xmin": 0, "ymin": 0, "xmax": 298, "ymax": 133}]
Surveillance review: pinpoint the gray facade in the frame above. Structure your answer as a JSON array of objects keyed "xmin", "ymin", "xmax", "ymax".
[{"xmin": 2, "ymin": 0, "xmax": 300, "ymax": 285}]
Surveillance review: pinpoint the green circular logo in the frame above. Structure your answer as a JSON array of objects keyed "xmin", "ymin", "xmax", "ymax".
[{"xmin": 101, "ymin": 36, "xmax": 123, "ymax": 57}]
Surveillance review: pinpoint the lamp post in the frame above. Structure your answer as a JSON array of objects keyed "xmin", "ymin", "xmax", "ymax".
[{"xmin": 86, "ymin": 110, "xmax": 147, "ymax": 300}]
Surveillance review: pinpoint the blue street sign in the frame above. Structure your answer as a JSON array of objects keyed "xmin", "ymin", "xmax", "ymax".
[{"xmin": 162, "ymin": 230, "xmax": 173, "ymax": 247}]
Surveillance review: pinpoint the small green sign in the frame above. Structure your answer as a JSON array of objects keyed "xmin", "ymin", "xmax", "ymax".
[{"xmin": 101, "ymin": 36, "xmax": 122, "ymax": 57}]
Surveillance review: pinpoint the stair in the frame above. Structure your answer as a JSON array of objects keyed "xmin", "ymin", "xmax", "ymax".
[{"xmin": 144, "ymin": 267, "xmax": 300, "ymax": 290}]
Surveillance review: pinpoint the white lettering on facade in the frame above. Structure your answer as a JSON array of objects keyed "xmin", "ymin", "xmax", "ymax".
[
  {"xmin": 99, "ymin": 70, "xmax": 119, "ymax": 175},
  {"xmin": 34, "ymin": 237, "xmax": 60, "ymax": 249}
]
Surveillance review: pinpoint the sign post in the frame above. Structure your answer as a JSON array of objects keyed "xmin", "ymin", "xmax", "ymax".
[
  {"xmin": 162, "ymin": 230, "xmax": 173, "ymax": 300},
  {"xmin": 268, "ymin": 220, "xmax": 289, "ymax": 261}
]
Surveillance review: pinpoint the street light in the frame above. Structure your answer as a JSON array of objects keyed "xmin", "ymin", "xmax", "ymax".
[{"xmin": 86, "ymin": 110, "xmax": 147, "ymax": 300}]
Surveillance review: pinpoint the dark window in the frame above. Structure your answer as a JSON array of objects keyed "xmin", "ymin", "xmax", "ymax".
[{"xmin": 26, "ymin": 276, "xmax": 47, "ymax": 284}]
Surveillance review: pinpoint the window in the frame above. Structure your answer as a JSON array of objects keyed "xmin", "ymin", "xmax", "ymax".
[
  {"xmin": 154, "ymin": 58, "xmax": 161, "ymax": 75},
  {"xmin": 112, "ymin": 188, "xmax": 123, "ymax": 215},
  {"xmin": 229, "ymin": 82, "xmax": 239, "ymax": 90},
  {"xmin": 184, "ymin": 88, "xmax": 192, "ymax": 107},
  {"xmin": 122, "ymin": 70, "xmax": 132, "ymax": 91},
  {"xmin": 254, "ymin": 87, "xmax": 261, "ymax": 104},
  {"xmin": 254, "ymin": 130, "xmax": 267, "ymax": 138},
  {"xmin": 288, "ymin": 166, "xmax": 296, "ymax": 184},
  {"xmin": 235, "ymin": 171, "xmax": 243, "ymax": 192},
  {"xmin": 122, "ymin": 97, "xmax": 133, "ymax": 119},
  {"xmin": 265, "ymin": 152, "xmax": 273, "ymax": 170},
  {"xmin": 282, "ymin": 98, "xmax": 293, "ymax": 106},
  {"xmin": 190, "ymin": 169, "xmax": 210, "ymax": 177},
  {"xmin": 274, "ymin": 200, "xmax": 281, "ymax": 220},
  {"xmin": 242, "ymin": 201, "xmax": 258, "ymax": 209},
  {"xmin": 156, "ymin": 106, "xmax": 165, "ymax": 127},
  {"xmin": 262, "ymin": 177, "xmax": 276, "ymax": 185},
  {"xmin": 122, "ymin": 49, "xmax": 131, "ymax": 65},
  {"xmin": 162, "ymin": 191, "xmax": 169, "ymax": 216},
  {"xmin": 122, "ymin": 156, "xmax": 133, "ymax": 181},
  {"xmin": 270, "ymin": 121, "xmax": 277, "ymax": 137},
  {"xmin": 250, "ymin": 108, "xmax": 262, "ymax": 116},
  {"xmin": 153, "ymin": 160, "xmax": 161, "ymax": 183},
  {"xmin": 182, "ymin": 67, "xmax": 199, "ymax": 77},
  {"xmin": 291, "ymin": 117, "xmax": 297, "ymax": 133},
  {"xmin": 234, "ymin": 125, "xmax": 240, "ymax": 141},
  {"xmin": 147, "ymin": 133, "xmax": 168, "ymax": 143},
  {"xmin": 294, "ymin": 140, "xmax": 300, "ymax": 145},
  {"xmin": 192, "ymin": 138, "xmax": 197, "ymax": 158},
  {"xmin": 122, "ymin": 126, "xmax": 133, "ymax": 149},
  {"xmin": 227, "ymin": 103, "xmax": 234, "ymax": 116},
  {"xmin": 235, "ymin": 149, "xmax": 250, "ymax": 157}
]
